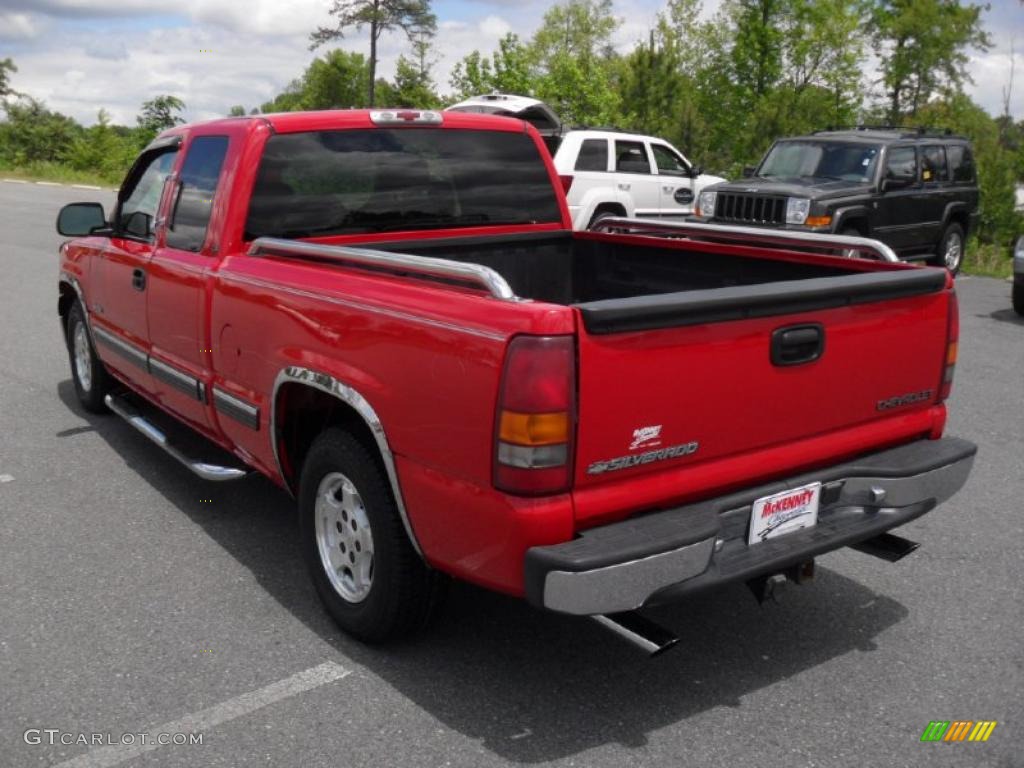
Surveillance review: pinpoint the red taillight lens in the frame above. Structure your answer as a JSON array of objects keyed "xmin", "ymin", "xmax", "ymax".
[
  {"xmin": 494, "ymin": 335, "xmax": 575, "ymax": 495},
  {"xmin": 939, "ymin": 290, "xmax": 959, "ymax": 401},
  {"xmin": 558, "ymin": 174, "xmax": 574, "ymax": 195}
]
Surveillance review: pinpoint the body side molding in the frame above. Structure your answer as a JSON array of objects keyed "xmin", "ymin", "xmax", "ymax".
[{"xmin": 271, "ymin": 365, "xmax": 424, "ymax": 558}]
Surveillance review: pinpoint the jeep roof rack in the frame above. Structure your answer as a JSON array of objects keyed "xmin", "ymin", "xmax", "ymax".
[{"xmin": 813, "ymin": 125, "xmax": 964, "ymax": 140}]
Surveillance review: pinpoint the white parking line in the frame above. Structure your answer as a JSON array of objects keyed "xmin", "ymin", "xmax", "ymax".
[
  {"xmin": 1, "ymin": 178, "xmax": 28, "ymax": 184},
  {"xmin": 36, "ymin": 181, "xmax": 62, "ymax": 186},
  {"xmin": 71, "ymin": 184, "xmax": 103, "ymax": 190},
  {"xmin": 52, "ymin": 661, "xmax": 351, "ymax": 768}
]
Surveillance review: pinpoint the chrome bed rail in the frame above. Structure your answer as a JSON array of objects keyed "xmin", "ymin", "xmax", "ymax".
[
  {"xmin": 587, "ymin": 217, "xmax": 901, "ymax": 263},
  {"xmin": 248, "ymin": 237, "xmax": 520, "ymax": 301}
]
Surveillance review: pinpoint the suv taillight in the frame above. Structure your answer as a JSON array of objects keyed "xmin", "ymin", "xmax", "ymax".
[
  {"xmin": 494, "ymin": 335, "xmax": 575, "ymax": 495},
  {"xmin": 558, "ymin": 174, "xmax": 574, "ymax": 195},
  {"xmin": 939, "ymin": 289, "xmax": 959, "ymax": 401}
]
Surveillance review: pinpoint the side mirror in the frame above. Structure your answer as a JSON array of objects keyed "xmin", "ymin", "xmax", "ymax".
[
  {"xmin": 122, "ymin": 210, "xmax": 153, "ymax": 239},
  {"xmin": 56, "ymin": 203, "xmax": 107, "ymax": 236},
  {"xmin": 689, "ymin": 165, "xmax": 704, "ymax": 178},
  {"xmin": 742, "ymin": 165, "xmax": 757, "ymax": 178}
]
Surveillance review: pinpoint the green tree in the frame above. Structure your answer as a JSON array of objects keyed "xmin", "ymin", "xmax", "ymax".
[
  {"xmin": 66, "ymin": 109, "xmax": 139, "ymax": 179},
  {"xmin": 310, "ymin": 0, "xmax": 436, "ymax": 107},
  {"xmin": 0, "ymin": 58, "xmax": 17, "ymax": 99},
  {"xmin": 262, "ymin": 50, "xmax": 371, "ymax": 111},
  {"xmin": 529, "ymin": 0, "xmax": 621, "ymax": 125},
  {"xmin": 228, "ymin": 105, "xmax": 247, "ymax": 117},
  {"xmin": 870, "ymin": 0, "xmax": 991, "ymax": 123},
  {"xmin": 137, "ymin": 95, "xmax": 186, "ymax": 137},
  {"xmin": 449, "ymin": 33, "xmax": 534, "ymax": 99},
  {"xmin": 0, "ymin": 97, "xmax": 81, "ymax": 165}
]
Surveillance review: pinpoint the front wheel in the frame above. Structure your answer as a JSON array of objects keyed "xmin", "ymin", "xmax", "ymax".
[
  {"xmin": 299, "ymin": 429, "xmax": 446, "ymax": 643},
  {"xmin": 66, "ymin": 300, "xmax": 112, "ymax": 413},
  {"xmin": 932, "ymin": 223, "xmax": 965, "ymax": 274},
  {"xmin": 1013, "ymin": 279, "xmax": 1024, "ymax": 317}
]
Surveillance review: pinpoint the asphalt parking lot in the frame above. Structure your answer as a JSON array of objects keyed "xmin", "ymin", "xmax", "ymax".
[{"xmin": 1, "ymin": 180, "xmax": 1021, "ymax": 768}]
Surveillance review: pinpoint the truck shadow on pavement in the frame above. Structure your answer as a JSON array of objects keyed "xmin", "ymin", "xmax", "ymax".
[{"xmin": 59, "ymin": 380, "xmax": 911, "ymax": 764}]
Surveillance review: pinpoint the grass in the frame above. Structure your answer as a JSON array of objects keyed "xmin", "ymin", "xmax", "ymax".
[
  {"xmin": 962, "ymin": 241, "xmax": 1013, "ymax": 279},
  {"xmin": 0, "ymin": 161, "xmax": 118, "ymax": 189}
]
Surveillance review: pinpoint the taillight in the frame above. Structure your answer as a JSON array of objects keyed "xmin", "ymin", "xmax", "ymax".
[
  {"xmin": 494, "ymin": 335, "xmax": 575, "ymax": 495},
  {"xmin": 558, "ymin": 174, "xmax": 574, "ymax": 195},
  {"xmin": 939, "ymin": 289, "xmax": 959, "ymax": 401}
]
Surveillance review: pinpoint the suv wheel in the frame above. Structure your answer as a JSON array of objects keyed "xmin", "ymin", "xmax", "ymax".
[
  {"xmin": 1013, "ymin": 279, "xmax": 1024, "ymax": 317},
  {"xmin": 933, "ymin": 223, "xmax": 965, "ymax": 274},
  {"xmin": 299, "ymin": 428, "xmax": 446, "ymax": 642}
]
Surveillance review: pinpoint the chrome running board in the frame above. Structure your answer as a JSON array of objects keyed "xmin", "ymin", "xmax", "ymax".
[{"xmin": 104, "ymin": 394, "xmax": 249, "ymax": 482}]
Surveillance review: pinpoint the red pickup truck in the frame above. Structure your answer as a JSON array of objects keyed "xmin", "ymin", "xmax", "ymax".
[{"xmin": 56, "ymin": 109, "xmax": 975, "ymax": 653}]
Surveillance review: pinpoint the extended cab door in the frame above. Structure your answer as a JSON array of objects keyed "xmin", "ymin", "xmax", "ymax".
[
  {"xmin": 613, "ymin": 139, "xmax": 660, "ymax": 217},
  {"xmin": 91, "ymin": 142, "xmax": 180, "ymax": 392},
  {"xmin": 147, "ymin": 134, "xmax": 231, "ymax": 432},
  {"xmin": 650, "ymin": 142, "xmax": 695, "ymax": 217}
]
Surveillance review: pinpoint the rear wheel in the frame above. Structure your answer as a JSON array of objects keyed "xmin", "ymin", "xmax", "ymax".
[
  {"xmin": 66, "ymin": 300, "xmax": 112, "ymax": 413},
  {"xmin": 932, "ymin": 222, "xmax": 965, "ymax": 274},
  {"xmin": 1013, "ymin": 279, "xmax": 1024, "ymax": 317},
  {"xmin": 299, "ymin": 429, "xmax": 446, "ymax": 642},
  {"xmin": 587, "ymin": 206, "xmax": 625, "ymax": 230}
]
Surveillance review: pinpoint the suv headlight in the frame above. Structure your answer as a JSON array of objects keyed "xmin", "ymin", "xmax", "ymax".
[
  {"xmin": 697, "ymin": 189, "xmax": 717, "ymax": 217},
  {"xmin": 786, "ymin": 197, "xmax": 810, "ymax": 224}
]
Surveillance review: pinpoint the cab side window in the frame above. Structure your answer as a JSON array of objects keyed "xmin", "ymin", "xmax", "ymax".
[
  {"xmin": 615, "ymin": 141, "xmax": 652, "ymax": 174},
  {"xmin": 167, "ymin": 136, "xmax": 229, "ymax": 252},
  {"xmin": 118, "ymin": 149, "xmax": 178, "ymax": 239},
  {"xmin": 650, "ymin": 144, "xmax": 690, "ymax": 176},
  {"xmin": 885, "ymin": 146, "xmax": 917, "ymax": 182},
  {"xmin": 921, "ymin": 146, "xmax": 947, "ymax": 183}
]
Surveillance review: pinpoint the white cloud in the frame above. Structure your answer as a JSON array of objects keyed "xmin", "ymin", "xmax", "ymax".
[{"xmin": 0, "ymin": 11, "xmax": 41, "ymax": 39}]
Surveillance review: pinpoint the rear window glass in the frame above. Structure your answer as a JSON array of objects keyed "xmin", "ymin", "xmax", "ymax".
[
  {"xmin": 245, "ymin": 129, "xmax": 562, "ymax": 239},
  {"xmin": 947, "ymin": 144, "xmax": 975, "ymax": 183},
  {"xmin": 575, "ymin": 139, "xmax": 608, "ymax": 171},
  {"xmin": 615, "ymin": 141, "xmax": 651, "ymax": 174}
]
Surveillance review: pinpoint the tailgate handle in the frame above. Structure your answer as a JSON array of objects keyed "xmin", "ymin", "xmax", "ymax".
[{"xmin": 771, "ymin": 324, "xmax": 824, "ymax": 366}]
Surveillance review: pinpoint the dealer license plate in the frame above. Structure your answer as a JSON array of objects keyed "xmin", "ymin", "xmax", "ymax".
[{"xmin": 748, "ymin": 482, "xmax": 822, "ymax": 545}]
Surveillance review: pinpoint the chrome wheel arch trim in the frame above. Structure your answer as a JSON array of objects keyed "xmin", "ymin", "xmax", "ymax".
[
  {"xmin": 60, "ymin": 273, "xmax": 96, "ymax": 346},
  {"xmin": 271, "ymin": 365, "xmax": 424, "ymax": 558}
]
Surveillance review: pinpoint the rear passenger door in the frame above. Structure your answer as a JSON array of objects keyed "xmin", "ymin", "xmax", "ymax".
[
  {"xmin": 919, "ymin": 145, "xmax": 951, "ymax": 245},
  {"xmin": 650, "ymin": 142, "xmax": 695, "ymax": 217},
  {"xmin": 147, "ymin": 134, "xmax": 231, "ymax": 432},
  {"xmin": 613, "ymin": 140, "xmax": 660, "ymax": 217},
  {"xmin": 875, "ymin": 145, "xmax": 923, "ymax": 252}
]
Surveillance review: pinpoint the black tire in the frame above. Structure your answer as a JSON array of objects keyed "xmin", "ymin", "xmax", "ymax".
[
  {"xmin": 1013, "ymin": 279, "xmax": 1024, "ymax": 317},
  {"xmin": 66, "ymin": 300, "xmax": 112, "ymax": 413},
  {"xmin": 931, "ymin": 222, "xmax": 965, "ymax": 274},
  {"xmin": 587, "ymin": 207, "xmax": 624, "ymax": 230},
  {"xmin": 299, "ymin": 428, "xmax": 446, "ymax": 643}
]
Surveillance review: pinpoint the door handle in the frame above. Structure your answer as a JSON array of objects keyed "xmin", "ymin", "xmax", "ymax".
[
  {"xmin": 617, "ymin": 183, "xmax": 631, "ymax": 191},
  {"xmin": 663, "ymin": 186, "xmax": 676, "ymax": 193},
  {"xmin": 132, "ymin": 268, "xmax": 146, "ymax": 292},
  {"xmin": 771, "ymin": 324, "xmax": 824, "ymax": 366}
]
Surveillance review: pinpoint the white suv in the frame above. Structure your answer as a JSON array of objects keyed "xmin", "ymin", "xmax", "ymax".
[
  {"xmin": 446, "ymin": 95, "xmax": 724, "ymax": 230},
  {"xmin": 552, "ymin": 129, "xmax": 725, "ymax": 229}
]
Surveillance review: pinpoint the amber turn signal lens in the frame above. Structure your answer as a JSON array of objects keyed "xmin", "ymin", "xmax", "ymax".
[
  {"xmin": 499, "ymin": 410, "xmax": 569, "ymax": 446},
  {"xmin": 946, "ymin": 341, "xmax": 958, "ymax": 365},
  {"xmin": 805, "ymin": 215, "xmax": 833, "ymax": 228}
]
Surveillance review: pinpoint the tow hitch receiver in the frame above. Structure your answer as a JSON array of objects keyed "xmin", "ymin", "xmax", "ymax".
[
  {"xmin": 849, "ymin": 532, "xmax": 920, "ymax": 562},
  {"xmin": 747, "ymin": 559, "xmax": 816, "ymax": 604}
]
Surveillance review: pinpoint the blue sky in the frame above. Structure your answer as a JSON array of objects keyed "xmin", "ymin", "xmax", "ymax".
[{"xmin": 0, "ymin": 0, "xmax": 1020, "ymax": 126}]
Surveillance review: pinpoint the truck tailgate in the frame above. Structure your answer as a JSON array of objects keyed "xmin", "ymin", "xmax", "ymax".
[{"xmin": 571, "ymin": 269, "xmax": 951, "ymax": 523}]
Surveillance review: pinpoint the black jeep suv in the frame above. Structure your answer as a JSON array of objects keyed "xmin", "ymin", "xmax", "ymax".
[{"xmin": 694, "ymin": 128, "xmax": 980, "ymax": 273}]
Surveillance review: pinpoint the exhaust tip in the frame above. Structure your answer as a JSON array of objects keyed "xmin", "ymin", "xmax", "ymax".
[{"xmin": 592, "ymin": 612, "xmax": 679, "ymax": 656}]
